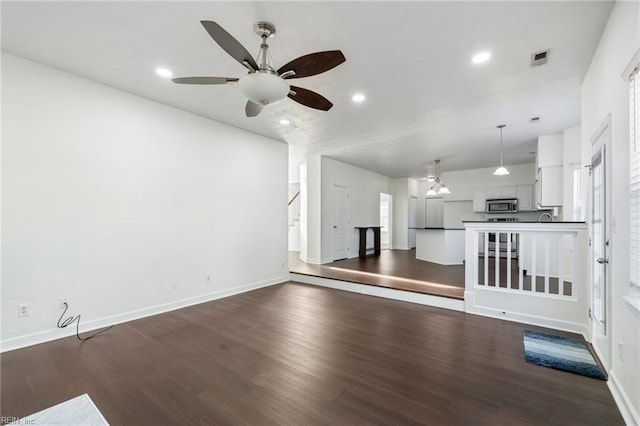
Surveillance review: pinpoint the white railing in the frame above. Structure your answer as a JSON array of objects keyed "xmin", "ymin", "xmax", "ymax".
[
  {"xmin": 288, "ymin": 191, "xmax": 300, "ymax": 227},
  {"xmin": 464, "ymin": 222, "xmax": 589, "ymax": 335}
]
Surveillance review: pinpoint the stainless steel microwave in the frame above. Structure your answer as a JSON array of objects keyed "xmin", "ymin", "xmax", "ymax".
[{"xmin": 486, "ymin": 198, "xmax": 518, "ymax": 213}]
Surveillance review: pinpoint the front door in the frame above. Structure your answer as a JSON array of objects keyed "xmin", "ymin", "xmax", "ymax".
[
  {"xmin": 590, "ymin": 118, "xmax": 611, "ymax": 369},
  {"xmin": 332, "ymin": 185, "xmax": 349, "ymax": 261}
]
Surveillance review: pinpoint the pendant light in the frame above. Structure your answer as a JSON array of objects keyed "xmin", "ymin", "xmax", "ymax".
[
  {"xmin": 426, "ymin": 159, "xmax": 450, "ymax": 196},
  {"xmin": 494, "ymin": 124, "xmax": 510, "ymax": 176}
]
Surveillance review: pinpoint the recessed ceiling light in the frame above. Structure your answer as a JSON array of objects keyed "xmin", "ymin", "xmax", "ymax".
[
  {"xmin": 471, "ymin": 51, "xmax": 491, "ymax": 64},
  {"xmin": 155, "ymin": 67, "xmax": 173, "ymax": 78},
  {"xmin": 279, "ymin": 119, "xmax": 290, "ymax": 125},
  {"xmin": 352, "ymin": 93, "xmax": 366, "ymax": 103}
]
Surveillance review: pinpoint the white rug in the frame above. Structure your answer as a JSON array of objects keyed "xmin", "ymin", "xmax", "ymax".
[{"xmin": 12, "ymin": 394, "xmax": 108, "ymax": 425}]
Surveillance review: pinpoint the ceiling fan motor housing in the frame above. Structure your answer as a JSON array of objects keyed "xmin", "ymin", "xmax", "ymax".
[{"xmin": 239, "ymin": 71, "xmax": 290, "ymax": 105}]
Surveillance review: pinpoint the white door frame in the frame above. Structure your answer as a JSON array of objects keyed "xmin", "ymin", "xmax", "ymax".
[
  {"xmin": 380, "ymin": 193, "xmax": 392, "ymax": 250},
  {"xmin": 588, "ymin": 115, "xmax": 612, "ymax": 370}
]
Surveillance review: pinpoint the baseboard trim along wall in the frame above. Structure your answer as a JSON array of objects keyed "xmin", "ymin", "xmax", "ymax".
[
  {"xmin": 290, "ymin": 273, "xmax": 465, "ymax": 312},
  {"xmin": 608, "ymin": 371, "xmax": 640, "ymax": 426},
  {"xmin": 0, "ymin": 275, "xmax": 288, "ymax": 353}
]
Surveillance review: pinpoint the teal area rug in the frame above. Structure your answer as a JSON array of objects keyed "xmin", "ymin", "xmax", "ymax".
[{"xmin": 523, "ymin": 330, "xmax": 606, "ymax": 380}]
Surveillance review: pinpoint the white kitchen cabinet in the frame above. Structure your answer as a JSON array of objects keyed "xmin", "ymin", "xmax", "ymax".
[
  {"xmin": 516, "ymin": 184, "xmax": 534, "ymax": 210},
  {"xmin": 472, "ymin": 188, "xmax": 486, "ymax": 212},
  {"xmin": 537, "ymin": 166, "xmax": 563, "ymax": 207},
  {"xmin": 443, "ymin": 187, "xmax": 473, "ymax": 202},
  {"xmin": 485, "ymin": 186, "xmax": 501, "ymax": 199},
  {"xmin": 485, "ymin": 185, "xmax": 516, "ymax": 199},
  {"xmin": 425, "ymin": 197, "xmax": 444, "ymax": 228},
  {"xmin": 500, "ymin": 185, "xmax": 517, "ymax": 198}
]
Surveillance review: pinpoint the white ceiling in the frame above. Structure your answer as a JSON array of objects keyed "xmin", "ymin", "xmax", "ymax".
[{"xmin": 1, "ymin": 1, "xmax": 614, "ymax": 179}]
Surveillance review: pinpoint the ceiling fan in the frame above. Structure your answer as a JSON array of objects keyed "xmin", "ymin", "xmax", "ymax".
[{"xmin": 172, "ymin": 21, "xmax": 346, "ymax": 117}]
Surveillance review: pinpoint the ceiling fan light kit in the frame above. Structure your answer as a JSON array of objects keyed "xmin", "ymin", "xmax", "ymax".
[
  {"xmin": 426, "ymin": 159, "xmax": 450, "ymax": 196},
  {"xmin": 494, "ymin": 124, "xmax": 510, "ymax": 176},
  {"xmin": 238, "ymin": 72, "xmax": 289, "ymax": 105},
  {"xmin": 172, "ymin": 20, "xmax": 346, "ymax": 117}
]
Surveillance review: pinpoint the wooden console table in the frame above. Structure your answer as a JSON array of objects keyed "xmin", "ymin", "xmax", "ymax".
[{"xmin": 355, "ymin": 226, "xmax": 382, "ymax": 259}]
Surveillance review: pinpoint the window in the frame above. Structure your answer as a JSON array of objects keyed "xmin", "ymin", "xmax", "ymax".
[{"xmin": 630, "ymin": 64, "xmax": 640, "ymax": 287}]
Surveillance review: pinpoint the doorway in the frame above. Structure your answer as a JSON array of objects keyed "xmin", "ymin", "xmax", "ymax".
[
  {"xmin": 380, "ymin": 193, "xmax": 392, "ymax": 249},
  {"xmin": 332, "ymin": 185, "xmax": 349, "ymax": 261},
  {"xmin": 589, "ymin": 116, "xmax": 611, "ymax": 369}
]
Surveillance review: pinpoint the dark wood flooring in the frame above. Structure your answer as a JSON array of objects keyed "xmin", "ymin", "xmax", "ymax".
[
  {"xmin": 289, "ymin": 250, "xmax": 465, "ymax": 300},
  {"xmin": 1, "ymin": 282, "xmax": 622, "ymax": 425}
]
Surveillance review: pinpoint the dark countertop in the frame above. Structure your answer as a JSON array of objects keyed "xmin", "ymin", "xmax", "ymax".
[
  {"xmin": 410, "ymin": 227, "xmax": 465, "ymax": 230},
  {"xmin": 463, "ymin": 221, "xmax": 586, "ymax": 224}
]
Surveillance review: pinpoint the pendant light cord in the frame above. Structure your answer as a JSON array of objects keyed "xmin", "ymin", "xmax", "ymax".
[{"xmin": 498, "ymin": 124, "xmax": 506, "ymax": 167}]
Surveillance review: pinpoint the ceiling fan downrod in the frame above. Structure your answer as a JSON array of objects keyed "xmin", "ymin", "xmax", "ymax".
[{"xmin": 254, "ymin": 22, "xmax": 277, "ymax": 74}]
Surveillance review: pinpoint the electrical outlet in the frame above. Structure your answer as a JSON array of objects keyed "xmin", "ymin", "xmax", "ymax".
[
  {"xmin": 60, "ymin": 297, "xmax": 69, "ymax": 310},
  {"xmin": 18, "ymin": 303, "xmax": 31, "ymax": 317},
  {"xmin": 171, "ymin": 280, "xmax": 178, "ymax": 289}
]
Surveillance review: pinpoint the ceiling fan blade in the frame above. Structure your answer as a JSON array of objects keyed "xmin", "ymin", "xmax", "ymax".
[
  {"xmin": 245, "ymin": 100, "xmax": 264, "ymax": 117},
  {"xmin": 172, "ymin": 77, "xmax": 238, "ymax": 85},
  {"xmin": 277, "ymin": 50, "xmax": 346, "ymax": 79},
  {"xmin": 288, "ymin": 86, "xmax": 333, "ymax": 111},
  {"xmin": 201, "ymin": 21, "xmax": 259, "ymax": 71}
]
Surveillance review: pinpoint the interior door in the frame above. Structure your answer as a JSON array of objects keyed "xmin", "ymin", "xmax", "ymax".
[
  {"xmin": 332, "ymin": 185, "xmax": 349, "ymax": 261},
  {"xmin": 590, "ymin": 120, "xmax": 610, "ymax": 369}
]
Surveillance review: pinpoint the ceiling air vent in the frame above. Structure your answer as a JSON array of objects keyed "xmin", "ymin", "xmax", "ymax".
[{"xmin": 531, "ymin": 49, "xmax": 549, "ymax": 67}]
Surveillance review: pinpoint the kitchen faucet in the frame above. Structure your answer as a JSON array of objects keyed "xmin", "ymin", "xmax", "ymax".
[{"xmin": 537, "ymin": 212, "xmax": 553, "ymax": 222}]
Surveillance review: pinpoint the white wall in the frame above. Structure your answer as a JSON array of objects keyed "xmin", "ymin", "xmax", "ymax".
[
  {"xmin": 320, "ymin": 157, "xmax": 390, "ymax": 261},
  {"xmin": 562, "ymin": 126, "xmax": 581, "ymax": 221},
  {"xmin": 582, "ymin": 1, "xmax": 640, "ymax": 422},
  {"xmin": 300, "ymin": 156, "xmax": 322, "ymax": 263},
  {"xmin": 441, "ymin": 163, "xmax": 536, "ymax": 188},
  {"xmin": 390, "ymin": 178, "xmax": 410, "ymax": 249},
  {"xmin": 1, "ymin": 54, "xmax": 289, "ymax": 351}
]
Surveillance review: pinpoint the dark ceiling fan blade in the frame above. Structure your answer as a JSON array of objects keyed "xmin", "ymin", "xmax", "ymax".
[
  {"xmin": 288, "ymin": 86, "xmax": 333, "ymax": 111},
  {"xmin": 172, "ymin": 77, "xmax": 238, "ymax": 85},
  {"xmin": 201, "ymin": 21, "xmax": 259, "ymax": 71},
  {"xmin": 277, "ymin": 50, "xmax": 346, "ymax": 79},
  {"xmin": 245, "ymin": 100, "xmax": 264, "ymax": 117}
]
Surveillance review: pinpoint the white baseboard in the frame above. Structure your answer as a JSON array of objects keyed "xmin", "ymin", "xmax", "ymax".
[
  {"xmin": 299, "ymin": 254, "xmax": 323, "ymax": 264},
  {"xmin": 291, "ymin": 273, "xmax": 464, "ymax": 312},
  {"xmin": 464, "ymin": 291, "xmax": 588, "ymax": 337},
  {"xmin": 608, "ymin": 371, "xmax": 640, "ymax": 426},
  {"xmin": 0, "ymin": 275, "xmax": 288, "ymax": 353}
]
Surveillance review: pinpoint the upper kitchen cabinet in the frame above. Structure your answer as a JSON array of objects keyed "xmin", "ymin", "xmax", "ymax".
[
  {"xmin": 486, "ymin": 185, "xmax": 516, "ymax": 199},
  {"xmin": 536, "ymin": 133, "xmax": 564, "ymax": 208},
  {"xmin": 472, "ymin": 188, "xmax": 486, "ymax": 212},
  {"xmin": 442, "ymin": 187, "xmax": 474, "ymax": 202},
  {"xmin": 537, "ymin": 166, "xmax": 563, "ymax": 207},
  {"xmin": 516, "ymin": 184, "xmax": 535, "ymax": 210}
]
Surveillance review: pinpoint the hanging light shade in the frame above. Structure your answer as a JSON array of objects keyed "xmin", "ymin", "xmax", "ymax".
[
  {"xmin": 425, "ymin": 159, "xmax": 450, "ymax": 196},
  {"xmin": 494, "ymin": 124, "xmax": 510, "ymax": 176}
]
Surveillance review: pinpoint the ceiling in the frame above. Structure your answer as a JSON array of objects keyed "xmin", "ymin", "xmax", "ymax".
[{"xmin": 1, "ymin": 1, "xmax": 614, "ymax": 179}]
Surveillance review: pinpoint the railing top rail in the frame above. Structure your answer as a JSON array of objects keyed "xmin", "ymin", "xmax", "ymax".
[
  {"xmin": 463, "ymin": 222, "xmax": 587, "ymax": 232},
  {"xmin": 288, "ymin": 191, "xmax": 301, "ymax": 206}
]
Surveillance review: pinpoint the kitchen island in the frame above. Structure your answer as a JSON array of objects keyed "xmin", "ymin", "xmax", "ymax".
[{"xmin": 414, "ymin": 228, "xmax": 465, "ymax": 265}]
